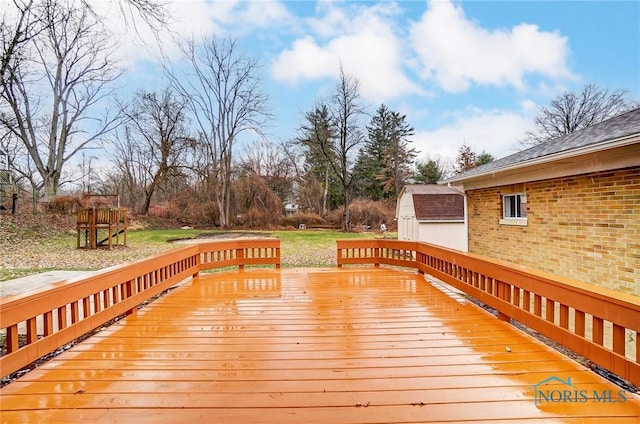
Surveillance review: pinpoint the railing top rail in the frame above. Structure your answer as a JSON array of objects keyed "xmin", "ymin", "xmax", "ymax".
[
  {"xmin": 1, "ymin": 240, "xmax": 280, "ymax": 312},
  {"xmin": 337, "ymin": 239, "xmax": 640, "ymax": 312},
  {"xmin": 0, "ymin": 244, "xmax": 200, "ymax": 319}
]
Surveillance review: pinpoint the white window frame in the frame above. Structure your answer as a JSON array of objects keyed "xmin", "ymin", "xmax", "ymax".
[{"xmin": 500, "ymin": 193, "xmax": 527, "ymax": 226}]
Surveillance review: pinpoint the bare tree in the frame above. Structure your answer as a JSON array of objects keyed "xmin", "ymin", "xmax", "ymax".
[
  {"xmin": 238, "ymin": 139, "xmax": 295, "ymax": 203},
  {"xmin": 296, "ymin": 68, "xmax": 366, "ymax": 229},
  {"xmin": 114, "ymin": 89, "xmax": 192, "ymax": 214},
  {"xmin": 95, "ymin": 0, "xmax": 168, "ymax": 32},
  {"xmin": 110, "ymin": 127, "xmax": 146, "ymax": 211},
  {"xmin": 328, "ymin": 67, "xmax": 366, "ymax": 231},
  {"xmin": 281, "ymin": 137, "xmax": 328, "ymax": 215},
  {"xmin": 2, "ymin": 0, "xmax": 167, "ymax": 80},
  {"xmin": 0, "ymin": 0, "xmax": 123, "ymax": 198},
  {"xmin": 523, "ymin": 84, "xmax": 637, "ymax": 146},
  {"xmin": 296, "ymin": 104, "xmax": 338, "ymax": 216},
  {"xmin": 1, "ymin": 1, "xmax": 41, "ymax": 84},
  {"xmin": 165, "ymin": 36, "xmax": 269, "ymax": 227}
]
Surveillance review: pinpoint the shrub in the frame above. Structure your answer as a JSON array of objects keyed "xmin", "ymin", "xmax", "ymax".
[
  {"xmin": 325, "ymin": 199, "xmax": 396, "ymax": 231},
  {"xmin": 282, "ymin": 212, "xmax": 327, "ymax": 228},
  {"xmin": 44, "ymin": 196, "xmax": 82, "ymax": 214}
]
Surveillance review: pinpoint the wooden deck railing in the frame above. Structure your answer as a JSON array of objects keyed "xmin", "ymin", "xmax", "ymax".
[
  {"xmin": 199, "ymin": 239, "xmax": 281, "ymax": 271},
  {"xmin": 337, "ymin": 239, "xmax": 640, "ymax": 387},
  {"xmin": 0, "ymin": 239, "xmax": 280, "ymax": 379}
]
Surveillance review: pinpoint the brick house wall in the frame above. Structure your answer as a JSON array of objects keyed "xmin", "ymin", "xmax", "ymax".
[{"xmin": 467, "ymin": 165, "xmax": 639, "ymax": 296}]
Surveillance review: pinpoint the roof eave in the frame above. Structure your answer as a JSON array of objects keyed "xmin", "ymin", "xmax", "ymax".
[
  {"xmin": 440, "ymin": 134, "xmax": 640, "ymax": 185},
  {"xmin": 416, "ymin": 219, "xmax": 465, "ymax": 223}
]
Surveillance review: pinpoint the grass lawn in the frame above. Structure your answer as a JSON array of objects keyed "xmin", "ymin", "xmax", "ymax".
[
  {"xmin": 132, "ymin": 228, "xmax": 382, "ymax": 267},
  {"xmin": 1, "ymin": 227, "xmax": 391, "ymax": 281}
]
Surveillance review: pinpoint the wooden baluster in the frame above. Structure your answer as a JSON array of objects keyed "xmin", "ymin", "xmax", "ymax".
[
  {"xmin": 534, "ymin": 295, "xmax": 542, "ymax": 317},
  {"xmin": 546, "ymin": 299, "xmax": 555, "ymax": 323},
  {"xmin": 575, "ymin": 310, "xmax": 585, "ymax": 337},
  {"xmin": 70, "ymin": 301, "xmax": 80, "ymax": 324},
  {"xmin": 26, "ymin": 317, "xmax": 37, "ymax": 344},
  {"xmin": 612, "ymin": 324, "xmax": 625, "ymax": 356},
  {"xmin": 83, "ymin": 297, "xmax": 91, "ymax": 318},
  {"xmin": 93, "ymin": 293, "xmax": 101, "ymax": 313},
  {"xmin": 559, "ymin": 304, "xmax": 569, "ymax": 329},
  {"xmin": 103, "ymin": 289, "xmax": 110, "ymax": 309},
  {"xmin": 57, "ymin": 306, "xmax": 67, "ymax": 330},
  {"xmin": 593, "ymin": 317, "xmax": 604, "ymax": 345},
  {"xmin": 522, "ymin": 290, "xmax": 531, "ymax": 312},
  {"xmin": 43, "ymin": 311, "xmax": 54, "ymax": 336},
  {"xmin": 6, "ymin": 325, "xmax": 18, "ymax": 353}
]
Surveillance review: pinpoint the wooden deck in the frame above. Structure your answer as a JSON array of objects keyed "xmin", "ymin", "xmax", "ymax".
[{"xmin": 1, "ymin": 267, "xmax": 638, "ymax": 423}]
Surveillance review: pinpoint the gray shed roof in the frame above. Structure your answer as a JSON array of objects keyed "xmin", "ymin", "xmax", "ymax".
[
  {"xmin": 401, "ymin": 184, "xmax": 464, "ymax": 195},
  {"xmin": 442, "ymin": 107, "xmax": 640, "ymax": 184}
]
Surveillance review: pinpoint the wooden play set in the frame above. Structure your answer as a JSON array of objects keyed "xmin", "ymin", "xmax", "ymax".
[{"xmin": 76, "ymin": 195, "xmax": 128, "ymax": 249}]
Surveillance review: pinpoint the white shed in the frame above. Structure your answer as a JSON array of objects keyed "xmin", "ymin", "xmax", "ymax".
[{"xmin": 395, "ymin": 185, "xmax": 468, "ymax": 252}]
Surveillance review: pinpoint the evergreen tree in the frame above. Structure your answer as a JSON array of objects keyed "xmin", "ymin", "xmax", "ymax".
[
  {"xmin": 413, "ymin": 157, "xmax": 446, "ymax": 184},
  {"xmin": 476, "ymin": 151, "xmax": 495, "ymax": 166},
  {"xmin": 355, "ymin": 104, "xmax": 416, "ymax": 199}
]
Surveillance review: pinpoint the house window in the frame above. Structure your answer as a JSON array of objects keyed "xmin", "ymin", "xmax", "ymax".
[{"xmin": 500, "ymin": 193, "xmax": 527, "ymax": 226}]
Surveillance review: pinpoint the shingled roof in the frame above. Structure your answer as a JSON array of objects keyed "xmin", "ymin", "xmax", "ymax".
[
  {"xmin": 443, "ymin": 107, "xmax": 640, "ymax": 184},
  {"xmin": 400, "ymin": 185, "xmax": 465, "ymax": 221}
]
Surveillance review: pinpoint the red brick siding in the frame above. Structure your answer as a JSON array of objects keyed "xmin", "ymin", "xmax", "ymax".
[{"xmin": 467, "ymin": 166, "xmax": 640, "ymax": 295}]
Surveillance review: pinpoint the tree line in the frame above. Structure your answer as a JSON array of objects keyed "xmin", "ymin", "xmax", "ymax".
[{"xmin": 1, "ymin": 1, "xmax": 636, "ymax": 229}]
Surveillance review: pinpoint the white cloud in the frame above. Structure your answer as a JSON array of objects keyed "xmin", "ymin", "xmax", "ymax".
[
  {"xmin": 410, "ymin": 0, "xmax": 573, "ymax": 92},
  {"xmin": 271, "ymin": 2, "xmax": 419, "ymax": 103},
  {"xmin": 97, "ymin": 0, "xmax": 295, "ymax": 66},
  {"xmin": 411, "ymin": 108, "xmax": 536, "ymax": 163},
  {"xmin": 237, "ymin": 1, "xmax": 295, "ymax": 31}
]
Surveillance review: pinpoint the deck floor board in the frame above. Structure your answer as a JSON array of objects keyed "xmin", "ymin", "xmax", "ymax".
[{"xmin": 1, "ymin": 267, "xmax": 638, "ymax": 423}]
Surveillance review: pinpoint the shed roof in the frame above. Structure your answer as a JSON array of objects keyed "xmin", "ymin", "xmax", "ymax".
[
  {"xmin": 413, "ymin": 193, "xmax": 464, "ymax": 221},
  {"xmin": 401, "ymin": 184, "xmax": 464, "ymax": 195},
  {"xmin": 399, "ymin": 185, "xmax": 465, "ymax": 221}
]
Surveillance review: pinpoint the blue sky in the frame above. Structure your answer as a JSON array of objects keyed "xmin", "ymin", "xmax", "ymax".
[{"xmin": 106, "ymin": 0, "xmax": 640, "ymax": 165}]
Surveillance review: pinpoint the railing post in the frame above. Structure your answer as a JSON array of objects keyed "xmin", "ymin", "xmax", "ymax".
[
  {"xmin": 125, "ymin": 279, "xmax": 137, "ymax": 316},
  {"xmin": 88, "ymin": 207, "xmax": 96, "ymax": 249},
  {"xmin": 496, "ymin": 281, "xmax": 511, "ymax": 322},
  {"xmin": 193, "ymin": 249, "xmax": 201, "ymax": 281},
  {"xmin": 373, "ymin": 246, "xmax": 380, "ymax": 267},
  {"xmin": 237, "ymin": 246, "xmax": 245, "ymax": 270}
]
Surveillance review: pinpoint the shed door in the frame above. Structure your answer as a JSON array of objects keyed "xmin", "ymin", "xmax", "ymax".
[{"xmin": 401, "ymin": 216, "xmax": 413, "ymax": 240}]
